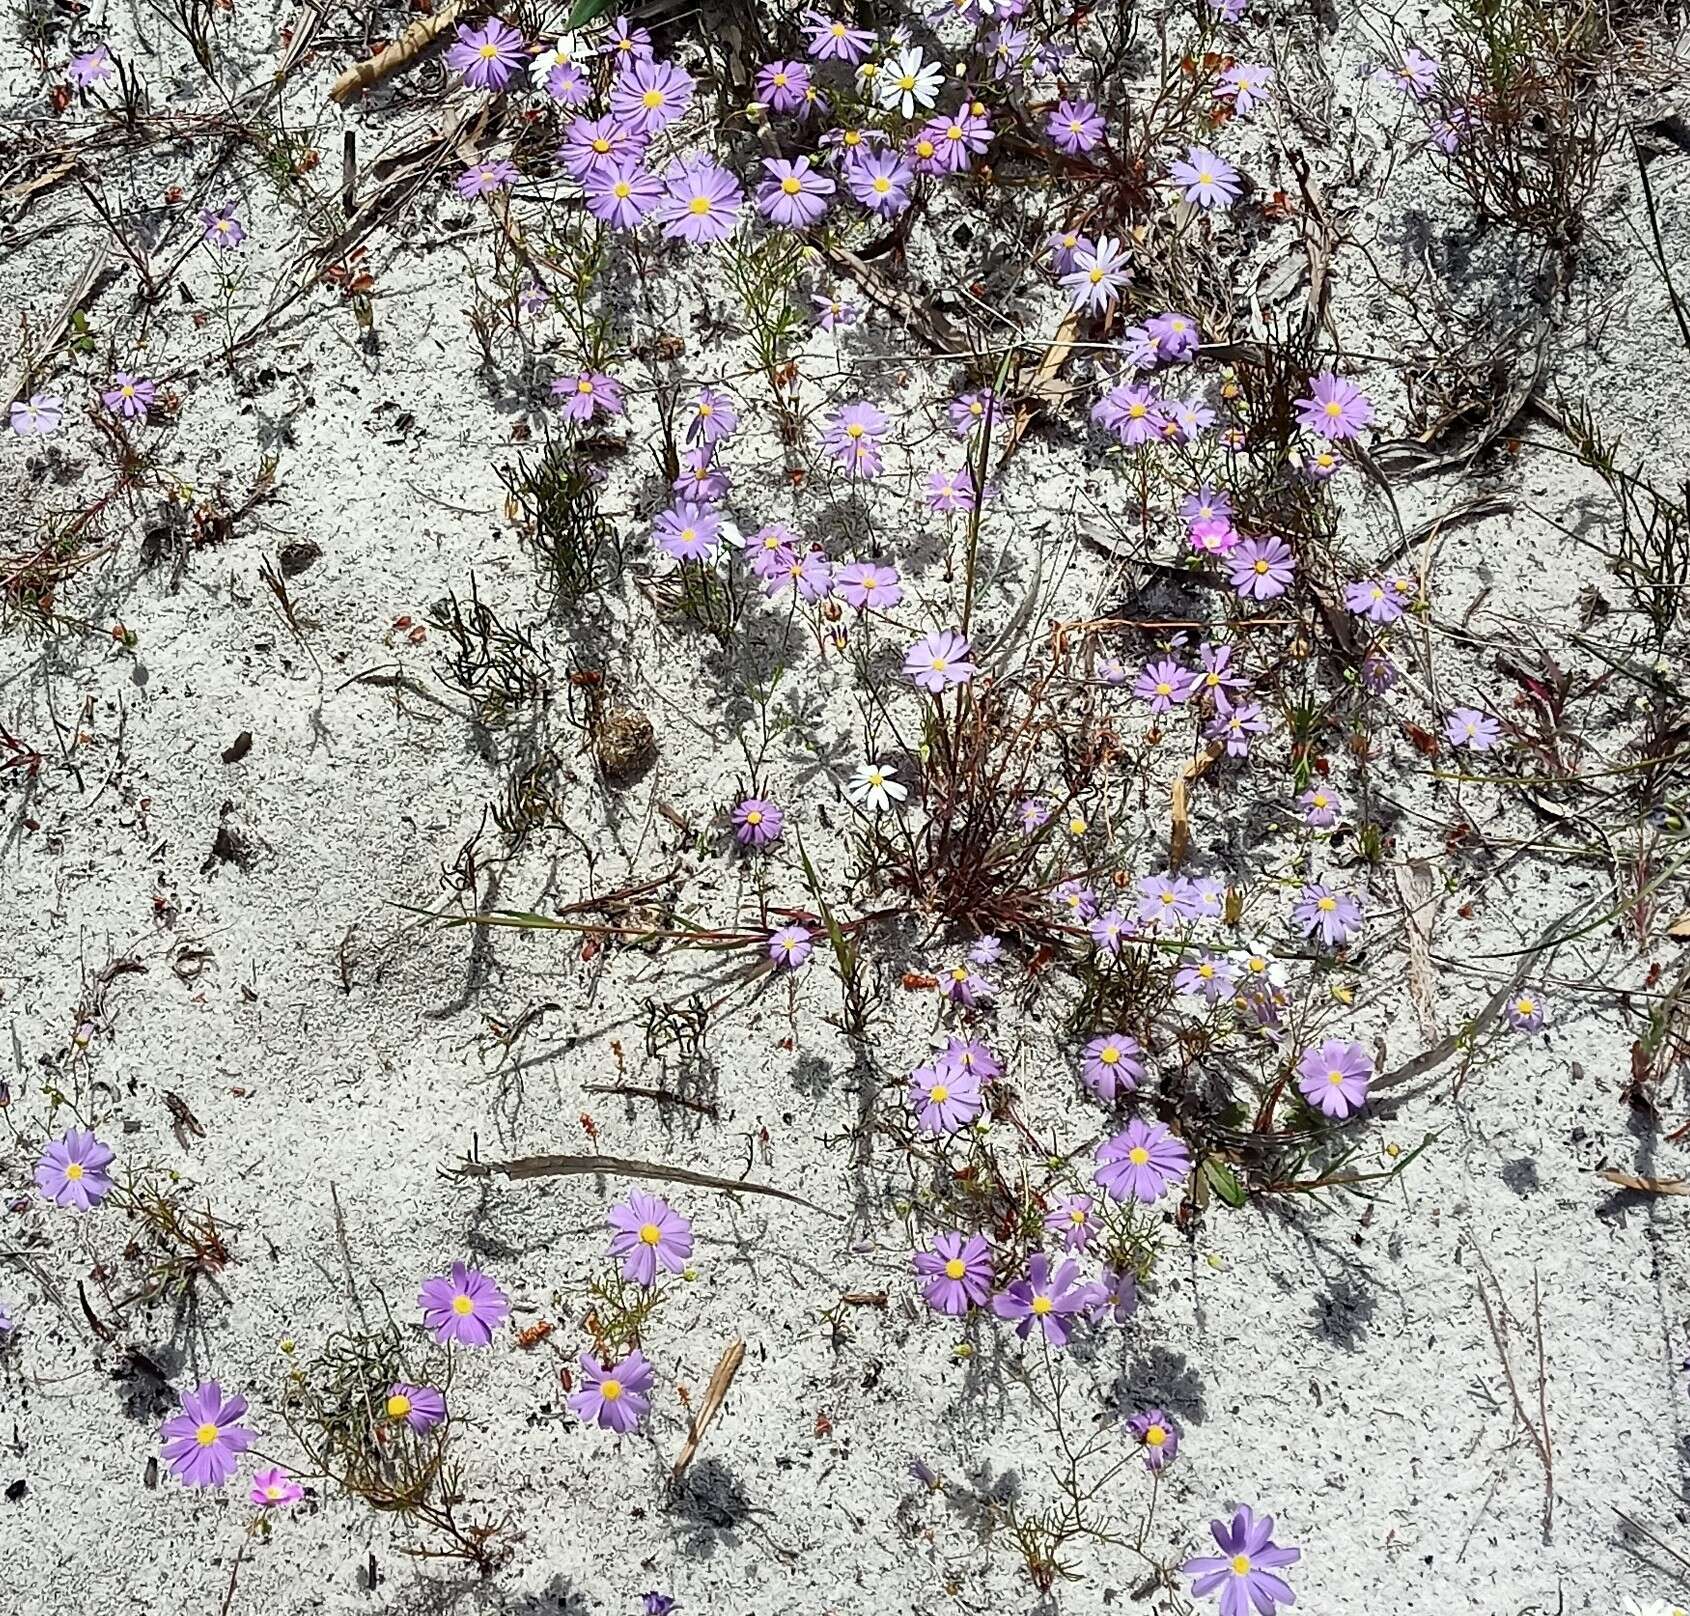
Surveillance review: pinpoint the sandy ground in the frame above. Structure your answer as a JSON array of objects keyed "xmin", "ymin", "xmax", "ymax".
[{"xmin": 2, "ymin": 0, "xmax": 1689, "ymax": 1612}]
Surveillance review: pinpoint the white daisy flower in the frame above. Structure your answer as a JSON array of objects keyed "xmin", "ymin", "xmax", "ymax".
[
  {"xmin": 876, "ymin": 45, "xmax": 943, "ymax": 118},
  {"xmin": 846, "ymin": 761, "xmax": 908, "ymax": 814}
]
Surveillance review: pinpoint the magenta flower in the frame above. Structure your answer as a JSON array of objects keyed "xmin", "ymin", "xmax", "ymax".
[
  {"xmin": 755, "ymin": 156, "xmax": 834, "ymax": 228},
  {"xmin": 418, "ymin": 1263, "xmax": 509, "ymax": 1347},
  {"xmin": 1227, "ymin": 535, "xmax": 1295, "ymax": 600},
  {"xmin": 845, "ymin": 149, "xmax": 914, "ymax": 218},
  {"xmin": 659, "ymin": 157, "xmax": 743, "ymax": 245},
  {"xmin": 251, "ymin": 1467, "xmax": 304, "ymax": 1507},
  {"xmin": 903, "ymin": 629, "xmax": 976, "ymax": 694},
  {"xmin": 1298, "ymin": 786, "xmax": 1341, "ymax": 828},
  {"xmin": 560, "ymin": 115, "xmax": 648, "ymax": 179},
  {"xmin": 654, "ymin": 501, "xmax": 721, "ymax": 562},
  {"xmin": 1063, "ymin": 235, "xmax": 1132, "ymax": 314},
  {"xmin": 1297, "ymin": 1039, "xmax": 1373, "ymax": 1119},
  {"xmin": 458, "ymin": 160, "xmax": 517, "ymax": 200},
  {"xmin": 446, "ymin": 18, "xmax": 527, "ymax": 91},
  {"xmin": 732, "ymin": 796, "xmax": 783, "ymax": 846},
  {"xmin": 69, "ymin": 43, "xmax": 115, "ymax": 87},
  {"xmin": 583, "ymin": 161, "xmax": 663, "ymax": 231},
  {"xmin": 769, "ymin": 925, "xmax": 813, "ymax": 969},
  {"xmin": 913, "ymin": 1232, "xmax": 994, "ymax": 1314},
  {"xmin": 607, "ymin": 1191, "xmax": 693, "ymax": 1286},
  {"xmin": 1044, "ymin": 1195, "xmax": 1096, "ymax": 1251},
  {"xmin": 908, "ymin": 1059, "xmax": 984, "ymax": 1134},
  {"xmin": 834, "ymin": 561, "xmax": 902, "ymax": 610},
  {"xmin": 1184, "ymin": 1506, "xmax": 1300, "ymax": 1616},
  {"xmin": 1293, "ymin": 883, "xmax": 1362, "ymax": 949},
  {"xmin": 1135, "ymin": 658, "xmax": 1195, "ymax": 713},
  {"xmin": 1216, "ymin": 62, "xmax": 1273, "ymax": 114},
  {"xmin": 1295, "ymin": 372, "xmax": 1374, "ymax": 440},
  {"xmin": 570, "ymin": 1349, "xmax": 654, "ymax": 1433},
  {"xmin": 36, "ymin": 1129, "xmax": 115, "ymax": 1211},
  {"xmin": 1127, "ymin": 1408, "xmax": 1180, "ymax": 1470},
  {"xmin": 1048, "ymin": 99, "xmax": 1105, "ymax": 154},
  {"xmin": 101, "ymin": 373, "xmax": 156, "ymax": 419},
  {"xmin": 756, "ymin": 59, "xmax": 811, "ymax": 112},
  {"xmin": 610, "ymin": 57, "xmax": 693, "ymax": 133},
  {"xmin": 385, "ymin": 1383, "xmax": 446, "ymax": 1433},
  {"xmin": 200, "ymin": 203, "xmax": 245, "ymax": 249},
  {"xmin": 1094, "ymin": 1120, "xmax": 1192, "ymax": 1203},
  {"xmin": 1168, "ymin": 146, "xmax": 1240, "ymax": 208},
  {"xmin": 802, "ymin": 12, "xmax": 875, "ymax": 62},
  {"xmin": 991, "ymin": 1254, "xmax": 1090, "ymax": 1346},
  {"xmin": 551, "ymin": 370, "xmax": 624, "ymax": 422},
  {"xmin": 159, "ymin": 1382, "xmax": 253, "ymax": 1488},
  {"xmin": 1082, "ymin": 1034, "xmax": 1144, "ymax": 1102},
  {"xmin": 1189, "ymin": 516, "xmax": 1239, "ymax": 557},
  {"xmin": 1445, "ymin": 707, "xmax": 1501, "ymax": 750}
]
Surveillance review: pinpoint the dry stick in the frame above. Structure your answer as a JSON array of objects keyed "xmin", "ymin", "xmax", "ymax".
[
  {"xmin": 582, "ymin": 1082, "xmax": 719, "ymax": 1118},
  {"xmin": 446, "ymin": 1151, "xmax": 838, "ymax": 1217},
  {"xmin": 1, "ymin": 244, "xmax": 116, "ymax": 410},
  {"xmin": 1473, "ymin": 1255, "xmax": 1555, "ymax": 1543},
  {"xmin": 1634, "ymin": 137, "xmax": 1690, "ymax": 354},
  {"xmin": 1613, "ymin": 1508, "xmax": 1690, "ymax": 1576},
  {"xmin": 671, "ymin": 1338, "xmax": 745, "ymax": 1484},
  {"xmin": 328, "ymin": 0, "xmax": 469, "ymax": 103}
]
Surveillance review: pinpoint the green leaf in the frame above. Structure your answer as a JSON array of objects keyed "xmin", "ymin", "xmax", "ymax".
[
  {"xmin": 1202, "ymin": 1157, "xmax": 1247, "ymax": 1208},
  {"xmin": 565, "ymin": 0, "xmax": 615, "ymax": 28}
]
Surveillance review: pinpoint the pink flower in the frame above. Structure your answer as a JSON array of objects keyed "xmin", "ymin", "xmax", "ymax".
[
  {"xmin": 251, "ymin": 1467, "xmax": 304, "ymax": 1506},
  {"xmin": 903, "ymin": 629, "xmax": 976, "ymax": 694}
]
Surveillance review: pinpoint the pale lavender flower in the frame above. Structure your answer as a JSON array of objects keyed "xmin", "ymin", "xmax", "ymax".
[
  {"xmin": 1176, "ymin": 951, "xmax": 1237, "ymax": 1003},
  {"xmin": 603, "ymin": 16, "xmax": 653, "ymax": 62},
  {"xmin": 1168, "ymin": 146, "xmax": 1240, "ymax": 208},
  {"xmin": 1147, "ymin": 310, "xmax": 1201, "ymax": 361},
  {"xmin": 845, "ymin": 149, "xmax": 914, "ymax": 218},
  {"xmin": 10, "ymin": 394, "xmax": 63, "ymax": 437},
  {"xmin": 968, "ymin": 936, "xmax": 1003, "ymax": 967},
  {"xmin": 1382, "ymin": 47, "xmax": 1439, "ymax": 99},
  {"xmin": 545, "ymin": 63, "xmax": 591, "ymax": 106},
  {"xmin": 583, "ymin": 161, "xmax": 663, "ymax": 231},
  {"xmin": 1506, "ymin": 992, "xmax": 1546, "ymax": 1033},
  {"xmin": 1048, "ymin": 99, "xmax": 1105, "ymax": 154},
  {"xmin": 607, "ymin": 1192, "xmax": 693, "ymax": 1286},
  {"xmin": 914, "ymin": 1232, "xmax": 993, "ymax": 1313},
  {"xmin": 903, "ymin": 629, "xmax": 975, "ymax": 693},
  {"xmin": 1344, "ymin": 578, "xmax": 1403, "ymax": 624},
  {"xmin": 1216, "ymin": 62, "xmax": 1273, "ymax": 114},
  {"xmin": 1298, "ymin": 786, "xmax": 1341, "ymax": 828},
  {"xmin": 1135, "ymin": 658, "xmax": 1195, "ymax": 714},
  {"xmin": 991, "ymin": 1254, "xmax": 1091, "ymax": 1345},
  {"xmin": 802, "ymin": 11, "xmax": 875, "ymax": 63},
  {"xmin": 653, "ymin": 501, "xmax": 721, "ymax": 562},
  {"xmin": 1081, "ymin": 1033, "xmax": 1143, "ymax": 1102},
  {"xmin": 1445, "ymin": 707, "xmax": 1501, "ymax": 751},
  {"xmin": 948, "ymin": 390, "xmax": 996, "ymax": 436},
  {"xmin": 834, "ymin": 560, "xmax": 902, "ymax": 610},
  {"xmin": 1295, "ymin": 372, "xmax": 1374, "ymax": 440},
  {"xmin": 812, "ymin": 293, "xmax": 859, "ymax": 330},
  {"xmin": 384, "ymin": 1383, "xmax": 446, "ymax": 1433},
  {"xmin": 446, "ymin": 18, "xmax": 527, "ymax": 90},
  {"xmin": 551, "ymin": 370, "xmax": 624, "ymax": 422},
  {"xmin": 1094, "ymin": 1120, "xmax": 1192, "ymax": 1203},
  {"xmin": 611, "ymin": 57, "xmax": 694, "ymax": 133},
  {"xmin": 909, "ymin": 1059, "xmax": 984, "ymax": 1134},
  {"xmin": 756, "ymin": 59, "xmax": 811, "ymax": 112},
  {"xmin": 560, "ymin": 115, "xmax": 648, "ymax": 179},
  {"xmin": 458, "ymin": 160, "xmax": 517, "ymax": 199},
  {"xmin": 1208, "ymin": 700, "xmax": 1269, "ymax": 756},
  {"xmin": 251, "ymin": 1467, "xmax": 304, "ymax": 1507},
  {"xmin": 763, "ymin": 547, "xmax": 834, "ymax": 602},
  {"xmin": 1044, "ymin": 1195, "xmax": 1096, "ymax": 1251},
  {"xmin": 69, "ymin": 43, "xmax": 115, "ymax": 87},
  {"xmin": 1228, "ymin": 536, "xmax": 1295, "ymax": 600},
  {"xmin": 659, "ymin": 157, "xmax": 743, "ymax": 245},
  {"xmin": 159, "ymin": 1382, "xmax": 253, "ymax": 1488},
  {"xmin": 35, "ymin": 1129, "xmax": 114, "ymax": 1210},
  {"xmin": 1063, "ymin": 235, "xmax": 1132, "ymax": 314},
  {"xmin": 1293, "ymin": 883, "xmax": 1362, "ymax": 949},
  {"xmin": 569, "ymin": 1349, "xmax": 653, "ymax": 1433},
  {"xmin": 1019, "ymin": 799, "xmax": 1051, "ymax": 833},
  {"xmin": 1194, "ymin": 642, "xmax": 1248, "ymax": 703},
  {"xmin": 769, "ymin": 925, "xmax": 813, "ymax": 969},
  {"xmin": 200, "ymin": 204, "xmax": 245, "ymax": 249},
  {"xmin": 1136, "ymin": 874, "xmax": 1202, "ymax": 929},
  {"xmin": 1088, "ymin": 908, "xmax": 1130, "ymax": 959},
  {"xmin": 101, "ymin": 373, "xmax": 156, "ymax": 419},
  {"xmin": 1184, "ymin": 1506, "xmax": 1300, "ymax": 1615},
  {"xmin": 732, "ymin": 796, "xmax": 783, "ymax": 846},
  {"xmin": 1094, "ymin": 382, "xmax": 1165, "ymax": 446},
  {"xmin": 939, "ymin": 962, "xmax": 994, "ymax": 1008},
  {"xmin": 1053, "ymin": 879, "xmax": 1096, "ymax": 921},
  {"xmin": 1297, "ymin": 1039, "xmax": 1373, "ymax": 1118},
  {"xmin": 825, "ymin": 401, "xmax": 889, "ymax": 478},
  {"xmin": 755, "ymin": 156, "xmax": 834, "ymax": 228},
  {"xmin": 419, "ymin": 1263, "xmax": 509, "ymax": 1346}
]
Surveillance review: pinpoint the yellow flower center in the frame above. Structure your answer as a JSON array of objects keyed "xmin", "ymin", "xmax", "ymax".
[
  {"xmin": 1068, "ymin": 1208, "xmax": 1086, "ymax": 1224},
  {"xmin": 1088, "ymin": 268, "xmax": 1104, "ymax": 284},
  {"xmin": 65, "ymin": 1162, "xmax": 84, "ymax": 1182},
  {"xmin": 917, "ymin": 141, "xmax": 935, "ymax": 159},
  {"xmin": 688, "ymin": 196, "xmax": 711, "ymax": 215},
  {"xmin": 773, "ymin": 72, "xmax": 788, "ymax": 86},
  {"xmin": 1516, "ymin": 997, "xmax": 1535, "ymax": 1015},
  {"xmin": 1155, "ymin": 681, "xmax": 1172, "ymax": 696},
  {"xmin": 1316, "ymin": 896, "xmax": 1336, "ymax": 912},
  {"xmin": 613, "ymin": 181, "xmax": 631, "ymax": 200},
  {"xmin": 1128, "ymin": 1146, "xmax": 1150, "ymax": 1166},
  {"xmin": 1145, "ymin": 1424, "xmax": 1167, "ymax": 1447},
  {"xmin": 872, "ymin": 177, "xmax": 890, "ymax": 194},
  {"xmin": 265, "ymin": 1483, "xmax": 285, "ymax": 1498},
  {"xmin": 943, "ymin": 1257, "xmax": 966, "ymax": 1280},
  {"xmin": 195, "ymin": 1423, "xmax": 219, "ymax": 1447},
  {"xmin": 846, "ymin": 422, "xmax": 865, "ymax": 438},
  {"xmin": 1328, "ymin": 1070, "xmax": 1345, "ymax": 1086},
  {"xmin": 1100, "ymin": 1047, "xmax": 1119, "ymax": 1065},
  {"xmin": 930, "ymin": 1083, "xmax": 950, "ymax": 1104},
  {"xmin": 477, "ymin": 42, "xmax": 498, "ymax": 58},
  {"xmin": 601, "ymin": 1378, "xmax": 623, "ymax": 1401},
  {"xmin": 639, "ymin": 1222, "xmax": 662, "ymax": 1246},
  {"xmin": 745, "ymin": 810, "xmax": 762, "ymax": 825},
  {"xmin": 451, "ymin": 1294, "xmax": 474, "ymax": 1316},
  {"xmin": 577, "ymin": 378, "xmax": 593, "ymax": 393},
  {"xmin": 929, "ymin": 657, "xmax": 946, "ymax": 671},
  {"xmin": 1325, "ymin": 400, "xmax": 1343, "ymax": 417},
  {"xmin": 386, "ymin": 1393, "xmax": 412, "ymax": 1419},
  {"xmin": 591, "ymin": 137, "xmax": 611, "ymax": 153},
  {"xmin": 1030, "ymin": 1296, "xmax": 1053, "ymax": 1315},
  {"xmin": 898, "ymin": 74, "xmax": 916, "ymax": 90},
  {"xmin": 1231, "ymin": 1555, "xmax": 1251, "ymax": 1575},
  {"xmin": 1254, "ymin": 559, "xmax": 1269, "ymax": 574},
  {"xmin": 642, "ymin": 89, "xmax": 663, "ymax": 109}
]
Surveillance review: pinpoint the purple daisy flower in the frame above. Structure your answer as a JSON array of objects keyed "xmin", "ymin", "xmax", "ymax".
[
  {"xmin": 1227, "ymin": 535, "xmax": 1295, "ymax": 600},
  {"xmin": 653, "ymin": 501, "xmax": 722, "ymax": 562},
  {"xmin": 769, "ymin": 925, "xmax": 813, "ymax": 969},
  {"xmin": 947, "ymin": 390, "xmax": 997, "ymax": 437},
  {"xmin": 418, "ymin": 1263, "xmax": 509, "ymax": 1347},
  {"xmin": 1094, "ymin": 1120, "xmax": 1192, "ymax": 1203},
  {"xmin": 560, "ymin": 115, "xmax": 648, "ymax": 180},
  {"xmin": 938, "ymin": 1035, "xmax": 1002, "ymax": 1081},
  {"xmin": 610, "ymin": 57, "xmax": 694, "ymax": 133},
  {"xmin": 569, "ymin": 1348, "xmax": 654, "ymax": 1433},
  {"xmin": 812, "ymin": 293, "xmax": 858, "ymax": 330},
  {"xmin": 1136, "ymin": 874, "xmax": 1201, "ymax": 929},
  {"xmin": 385, "ymin": 1382, "xmax": 447, "ymax": 1433},
  {"xmin": 1135, "ymin": 657, "xmax": 1195, "ymax": 714},
  {"xmin": 603, "ymin": 16, "xmax": 653, "ymax": 62},
  {"xmin": 1292, "ymin": 883, "xmax": 1362, "ymax": 949},
  {"xmin": 251, "ymin": 1467, "xmax": 303, "ymax": 1507},
  {"xmin": 1053, "ymin": 879, "xmax": 1096, "ymax": 921},
  {"xmin": 756, "ymin": 59, "xmax": 811, "ymax": 112},
  {"xmin": 845, "ymin": 149, "xmax": 914, "ymax": 218},
  {"xmin": 1127, "ymin": 1408, "xmax": 1180, "ymax": 1470},
  {"xmin": 1298, "ymin": 786, "xmax": 1341, "ymax": 828},
  {"xmin": 607, "ymin": 1191, "xmax": 693, "ymax": 1286},
  {"xmin": 991, "ymin": 1254, "xmax": 1090, "ymax": 1346},
  {"xmin": 1082, "ymin": 1033, "xmax": 1144, "ymax": 1102},
  {"xmin": 200, "ymin": 203, "xmax": 245, "ymax": 249},
  {"xmin": 908, "ymin": 1059, "xmax": 984, "ymax": 1135},
  {"xmin": 1048, "ymin": 98, "xmax": 1105, "ymax": 154},
  {"xmin": 583, "ymin": 161, "xmax": 663, "ymax": 231},
  {"xmin": 1182, "ymin": 485, "xmax": 1232, "ymax": 526},
  {"xmin": 1216, "ymin": 62, "xmax": 1273, "ymax": 114},
  {"xmin": 101, "ymin": 373, "xmax": 156, "ymax": 419},
  {"xmin": 903, "ymin": 629, "xmax": 976, "ymax": 694},
  {"xmin": 1147, "ymin": 310, "xmax": 1201, "ymax": 361},
  {"xmin": 1089, "ymin": 907, "xmax": 1130, "ymax": 959},
  {"xmin": 551, "ymin": 370, "xmax": 624, "ymax": 422},
  {"xmin": 1297, "ymin": 1039, "xmax": 1373, "ymax": 1119},
  {"xmin": 1194, "ymin": 641, "xmax": 1248, "ymax": 701},
  {"xmin": 35, "ymin": 1129, "xmax": 115, "ymax": 1211},
  {"xmin": 1344, "ymin": 578, "xmax": 1403, "ymax": 623},
  {"xmin": 1044, "ymin": 1195, "xmax": 1096, "ymax": 1251},
  {"xmin": 938, "ymin": 962, "xmax": 994, "ymax": 1008},
  {"xmin": 672, "ymin": 449, "xmax": 729, "ymax": 505},
  {"xmin": 1381, "ymin": 47, "xmax": 1439, "ymax": 99},
  {"xmin": 69, "ymin": 43, "xmax": 115, "ymax": 87},
  {"xmin": 545, "ymin": 62, "xmax": 591, "ymax": 106},
  {"xmin": 659, "ymin": 157, "xmax": 743, "ymax": 245},
  {"xmin": 1168, "ymin": 145, "xmax": 1240, "ymax": 209},
  {"xmin": 159, "ymin": 1381, "xmax": 253, "ymax": 1488},
  {"xmin": 1208, "ymin": 700, "xmax": 1270, "ymax": 756},
  {"xmin": 913, "ymin": 1232, "xmax": 994, "ymax": 1314},
  {"xmin": 732, "ymin": 796, "xmax": 783, "ymax": 847},
  {"xmin": 457, "ymin": 160, "xmax": 517, "ymax": 200},
  {"xmin": 1093, "ymin": 382, "xmax": 1164, "ymax": 446},
  {"xmin": 446, "ymin": 18, "xmax": 527, "ymax": 91},
  {"xmin": 1045, "ymin": 228, "xmax": 1093, "ymax": 274},
  {"xmin": 1445, "ymin": 707, "xmax": 1501, "ymax": 751},
  {"xmin": 1184, "ymin": 1505, "xmax": 1300, "ymax": 1616},
  {"xmin": 825, "ymin": 401, "xmax": 889, "ymax": 478},
  {"xmin": 802, "ymin": 12, "xmax": 875, "ymax": 63},
  {"xmin": 1176, "ymin": 951, "xmax": 1237, "ymax": 1003},
  {"xmin": 755, "ymin": 156, "xmax": 834, "ymax": 228},
  {"xmin": 834, "ymin": 561, "xmax": 902, "ymax": 610},
  {"xmin": 1295, "ymin": 372, "xmax": 1374, "ymax": 440}
]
